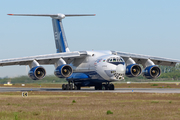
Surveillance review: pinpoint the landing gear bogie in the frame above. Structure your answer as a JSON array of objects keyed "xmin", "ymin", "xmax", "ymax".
[{"xmin": 62, "ymin": 84, "xmax": 81, "ymax": 90}]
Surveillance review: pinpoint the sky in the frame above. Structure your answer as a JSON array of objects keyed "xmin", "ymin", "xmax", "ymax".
[{"xmin": 0, "ymin": 0, "xmax": 180, "ymax": 77}]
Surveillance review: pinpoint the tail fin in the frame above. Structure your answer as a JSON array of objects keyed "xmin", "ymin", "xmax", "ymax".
[
  {"xmin": 8, "ymin": 13, "xmax": 95, "ymax": 53},
  {"xmin": 52, "ymin": 18, "xmax": 69, "ymax": 53}
]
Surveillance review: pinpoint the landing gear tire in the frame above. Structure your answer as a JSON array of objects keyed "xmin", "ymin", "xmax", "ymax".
[
  {"xmin": 74, "ymin": 85, "xmax": 81, "ymax": 90},
  {"xmin": 77, "ymin": 85, "xmax": 81, "ymax": 90},
  {"xmin": 69, "ymin": 84, "xmax": 73, "ymax": 90},
  {"xmin": 102, "ymin": 84, "xmax": 108, "ymax": 90},
  {"xmin": 74, "ymin": 85, "xmax": 78, "ymax": 90},
  {"xmin": 62, "ymin": 84, "xmax": 66, "ymax": 90},
  {"xmin": 66, "ymin": 84, "xmax": 70, "ymax": 90},
  {"xmin": 95, "ymin": 84, "xmax": 102, "ymax": 90},
  {"xmin": 102, "ymin": 84, "xmax": 105, "ymax": 90},
  {"xmin": 109, "ymin": 84, "xmax": 114, "ymax": 90},
  {"xmin": 99, "ymin": 84, "xmax": 114, "ymax": 90}
]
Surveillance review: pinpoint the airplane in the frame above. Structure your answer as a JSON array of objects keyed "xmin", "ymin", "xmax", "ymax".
[{"xmin": 0, "ymin": 13, "xmax": 180, "ymax": 90}]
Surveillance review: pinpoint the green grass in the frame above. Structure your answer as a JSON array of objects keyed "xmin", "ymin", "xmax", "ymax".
[
  {"xmin": 0, "ymin": 92, "xmax": 180, "ymax": 119},
  {"xmin": 151, "ymin": 84, "xmax": 158, "ymax": 86},
  {"xmin": 151, "ymin": 101, "xmax": 159, "ymax": 103},
  {"xmin": 107, "ymin": 110, "xmax": 113, "ymax": 115},
  {"xmin": 14, "ymin": 112, "xmax": 19, "ymax": 120},
  {"xmin": 72, "ymin": 100, "xmax": 76, "ymax": 103}
]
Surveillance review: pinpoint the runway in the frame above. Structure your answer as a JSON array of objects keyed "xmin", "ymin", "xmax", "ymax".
[{"xmin": 0, "ymin": 87, "xmax": 180, "ymax": 93}]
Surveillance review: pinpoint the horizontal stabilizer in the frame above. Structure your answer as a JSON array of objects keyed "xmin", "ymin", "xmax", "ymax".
[{"xmin": 7, "ymin": 13, "xmax": 95, "ymax": 19}]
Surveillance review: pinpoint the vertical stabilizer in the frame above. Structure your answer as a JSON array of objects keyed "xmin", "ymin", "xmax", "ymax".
[{"xmin": 52, "ymin": 19, "xmax": 70, "ymax": 53}]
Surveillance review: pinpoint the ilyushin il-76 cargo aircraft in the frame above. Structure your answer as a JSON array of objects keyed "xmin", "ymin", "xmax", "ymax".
[{"xmin": 1, "ymin": 13, "xmax": 180, "ymax": 90}]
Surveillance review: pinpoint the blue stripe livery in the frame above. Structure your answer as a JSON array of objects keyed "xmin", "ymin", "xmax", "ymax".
[{"xmin": 52, "ymin": 19, "xmax": 69, "ymax": 53}]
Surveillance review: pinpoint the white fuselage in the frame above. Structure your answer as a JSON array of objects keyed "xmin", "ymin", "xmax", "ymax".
[{"xmin": 70, "ymin": 50, "xmax": 126, "ymax": 82}]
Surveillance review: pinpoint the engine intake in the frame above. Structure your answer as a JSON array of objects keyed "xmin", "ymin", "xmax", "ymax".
[
  {"xmin": 28, "ymin": 66, "xmax": 46, "ymax": 80},
  {"xmin": 54, "ymin": 64, "xmax": 73, "ymax": 78},
  {"xmin": 126, "ymin": 64, "xmax": 142, "ymax": 77},
  {"xmin": 143, "ymin": 65, "xmax": 161, "ymax": 79}
]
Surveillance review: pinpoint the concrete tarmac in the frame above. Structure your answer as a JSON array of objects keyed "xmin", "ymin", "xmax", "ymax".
[{"xmin": 0, "ymin": 87, "xmax": 180, "ymax": 93}]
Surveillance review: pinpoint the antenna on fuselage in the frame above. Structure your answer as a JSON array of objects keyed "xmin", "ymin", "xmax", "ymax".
[{"xmin": 8, "ymin": 13, "xmax": 95, "ymax": 53}]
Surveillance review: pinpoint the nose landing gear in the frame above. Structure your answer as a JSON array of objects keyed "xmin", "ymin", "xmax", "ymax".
[{"xmin": 95, "ymin": 83, "xmax": 114, "ymax": 90}]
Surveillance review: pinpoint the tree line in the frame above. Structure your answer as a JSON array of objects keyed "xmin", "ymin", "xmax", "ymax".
[{"xmin": 159, "ymin": 64, "xmax": 180, "ymax": 80}]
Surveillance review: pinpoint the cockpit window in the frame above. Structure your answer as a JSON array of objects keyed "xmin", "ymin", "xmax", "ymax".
[
  {"xmin": 113, "ymin": 58, "xmax": 116, "ymax": 62},
  {"xmin": 117, "ymin": 58, "xmax": 123, "ymax": 62},
  {"xmin": 107, "ymin": 57, "xmax": 123, "ymax": 62}
]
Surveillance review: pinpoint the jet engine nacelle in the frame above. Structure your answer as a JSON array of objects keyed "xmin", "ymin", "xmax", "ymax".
[
  {"xmin": 28, "ymin": 66, "xmax": 46, "ymax": 80},
  {"xmin": 143, "ymin": 65, "xmax": 161, "ymax": 79},
  {"xmin": 54, "ymin": 64, "xmax": 73, "ymax": 78},
  {"xmin": 125, "ymin": 64, "xmax": 142, "ymax": 77}
]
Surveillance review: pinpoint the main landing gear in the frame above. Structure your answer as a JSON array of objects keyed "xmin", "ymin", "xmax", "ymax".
[{"xmin": 62, "ymin": 84, "xmax": 81, "ymax": 90}]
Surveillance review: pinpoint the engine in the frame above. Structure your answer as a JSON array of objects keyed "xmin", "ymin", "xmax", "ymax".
[
  {"xmin": 54, "ymin": 64, "xmax": 73, "ymax": 78},
  {"xmin": 125, "ymin": 64, "xmax": 142, "ymax": 77},
  {"xmin": 143, "ymin": 65, "xmax": 161, "ymax": 79},
  {"xmin": 28, "ymin": 66, "xmax": 46, "ymax": 80}
]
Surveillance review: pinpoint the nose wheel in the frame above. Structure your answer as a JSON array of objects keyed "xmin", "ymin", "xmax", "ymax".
[
  {"xmin": 108, "ymin": 84, "xmax": 114, "ymax": 90},
  {"xmin": 95, "ymin": 83, "xmax": 114, "ymax": 90}
]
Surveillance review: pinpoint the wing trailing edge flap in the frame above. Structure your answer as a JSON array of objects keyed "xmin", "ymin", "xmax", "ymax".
[
  {"xmin": 113, "ymin": 51, "xmax": 180, "ymax": 67},
  {"xmin": 0, "ymin": 51, "xmax": 88, "ymax": 66}
]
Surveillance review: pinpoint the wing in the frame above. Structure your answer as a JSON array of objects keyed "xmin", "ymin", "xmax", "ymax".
[
  {"xmin": 112, "ymin": 51, "xmax": 180, "ymax": 67},
  {"xmin": 0, "ymin": 51, "xmax": 87, "ymax": 66}
]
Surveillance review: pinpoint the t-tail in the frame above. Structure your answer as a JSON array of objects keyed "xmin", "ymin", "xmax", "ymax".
[{"xmin": 8, "ymin": 13, "xmax": 95, "ymax": 53}]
